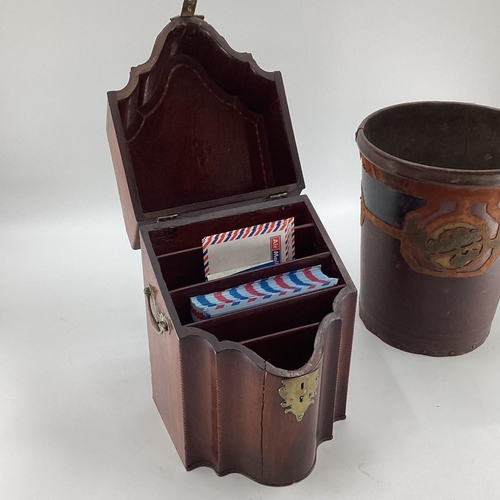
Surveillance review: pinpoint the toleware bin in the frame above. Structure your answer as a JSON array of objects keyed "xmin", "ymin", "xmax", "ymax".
[{"xmin": 356, "ymin": 101, "xmax": 500, "ymax": 356}]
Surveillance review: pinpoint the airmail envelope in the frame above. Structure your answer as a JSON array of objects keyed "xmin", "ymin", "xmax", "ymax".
[
  {"xmin": 191, "ymin": 265, "xmax": 339, "ymax": 321},
  {"xmin": 203, "ymin": 218, "xmax": 295, "ymax": 281}
]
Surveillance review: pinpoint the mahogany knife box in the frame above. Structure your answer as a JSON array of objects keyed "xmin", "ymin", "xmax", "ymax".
[{"xmin": 106, "ymin": 15, "xmax": 357, "ymax": 486}]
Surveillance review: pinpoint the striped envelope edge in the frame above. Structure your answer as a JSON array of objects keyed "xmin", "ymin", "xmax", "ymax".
[
  {"xmin": 190, "ymin": 265, "xmax": 339, "ymax": 322},
  {"xmin": 202, "ymin": 218, "xmax": 295, "ymax": 281}
]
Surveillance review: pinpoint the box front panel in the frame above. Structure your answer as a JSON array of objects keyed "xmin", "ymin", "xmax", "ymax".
[{"xmin": 181, "ymin": 339, "xmax": 265, "ymax": 479}]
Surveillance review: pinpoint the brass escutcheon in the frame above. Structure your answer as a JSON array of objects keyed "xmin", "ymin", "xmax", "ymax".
[{"xmin": 279, "ymin": 369, "xmax": 319, "ymax": 421}]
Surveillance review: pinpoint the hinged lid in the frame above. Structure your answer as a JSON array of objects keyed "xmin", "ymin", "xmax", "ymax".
[{"xmin": 107, "ymin": 14, "xmax": 304, "ymax": 249}]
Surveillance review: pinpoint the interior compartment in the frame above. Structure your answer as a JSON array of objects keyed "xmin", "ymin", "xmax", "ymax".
[
  {"xmin": 146, "ymin": 199, "xmax": 345, "ymax": 370},
  {"xmin": 183, "ymin": 285, "xmax": 342, "ymax": 370},
  {"xmin": 150, "ymin": 202, "xmax": 313, "ymax": 256},
  {"xmin": 158, "ymin": 222, "xmax": 325, "ymax": 290},
  {"xmin": 170, "ymin": 252, "xmax": 341, "ymax": 325},
  {"xmin": 185, "ymin": 285, "xmax": 342, "ymax": 343},
  {"xmin": 241, "ymin": 323, "xmax": 320, "ymax": 371}
]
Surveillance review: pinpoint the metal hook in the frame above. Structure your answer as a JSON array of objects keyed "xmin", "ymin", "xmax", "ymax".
[
  {"xmin": 181, "ymin": 0, "xmax": 197, "ymax": 16},
  {"xmin": 171, "ymin": 0, "xmax": 204, "ymax": 21}
]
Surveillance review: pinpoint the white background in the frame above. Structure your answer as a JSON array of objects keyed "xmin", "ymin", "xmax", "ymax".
[{"xmin": 2, "ymin": 0, "xmax": 500, "ymax": 498}]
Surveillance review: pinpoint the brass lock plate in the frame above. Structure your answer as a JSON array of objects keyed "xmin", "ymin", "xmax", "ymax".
[{"xmin": 279, "ymin": 369, "xmax": 319, "ymax": 421}]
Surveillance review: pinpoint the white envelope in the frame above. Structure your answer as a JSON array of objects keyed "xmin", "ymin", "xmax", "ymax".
[{"xmin": 202, "ymin": 218, "xmax": 295, "ymax": 281}]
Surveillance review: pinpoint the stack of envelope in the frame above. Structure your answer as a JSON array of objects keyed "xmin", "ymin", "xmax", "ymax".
[{"xmin": 190, "ymin": 265, "xmax": 339, "ymax": 321}]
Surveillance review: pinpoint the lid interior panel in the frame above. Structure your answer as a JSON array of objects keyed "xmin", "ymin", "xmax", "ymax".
[{"xmin": 109, "ymin": 18, "xmax": 303, "ymax": 218}]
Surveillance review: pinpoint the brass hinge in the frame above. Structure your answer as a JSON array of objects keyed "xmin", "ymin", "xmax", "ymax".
[
  {"xmin": 268, "ymin": 192, "xmax": 288, "ymax": 201},
  {"xmin": 279, "ymin": 369, "xmax": 319, "ymax": 421},
  {"xmin": 157, "ymin": 214, "xmax": 178, "ymax": 222}
]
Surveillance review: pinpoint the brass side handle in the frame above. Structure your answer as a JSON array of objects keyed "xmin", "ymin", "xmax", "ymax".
[{"xmin": 144, "ymin": 285, "xmax": 172, "ymax": 335}]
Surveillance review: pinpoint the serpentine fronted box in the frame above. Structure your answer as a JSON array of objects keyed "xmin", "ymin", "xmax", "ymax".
[{"xmin": 106, "ymin": 6, "xmax": 356, "ymax": 486}]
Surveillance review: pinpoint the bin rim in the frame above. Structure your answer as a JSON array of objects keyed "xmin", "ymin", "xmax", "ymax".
[{"xmin": 356, "ymin": 101, "xmax": 500, "ymax": 187}]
